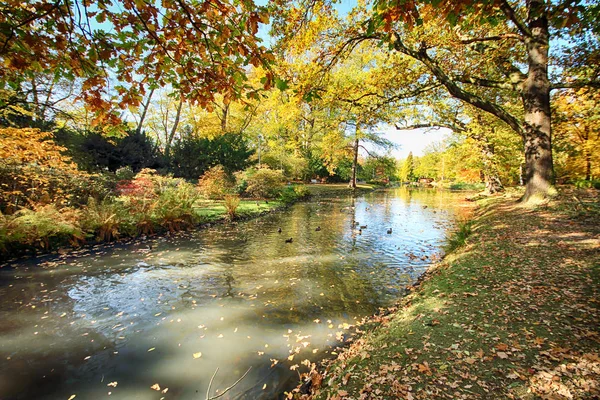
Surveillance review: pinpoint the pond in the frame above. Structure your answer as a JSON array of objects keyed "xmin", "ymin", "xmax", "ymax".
[{"xmin": 0, "ymin": 187, "xmax": 470, "ymax": 400}]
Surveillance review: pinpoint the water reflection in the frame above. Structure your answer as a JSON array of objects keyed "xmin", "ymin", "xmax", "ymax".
[{"xmin": 0, "ymin": 188, "xmax": 469, "ymax": 399}]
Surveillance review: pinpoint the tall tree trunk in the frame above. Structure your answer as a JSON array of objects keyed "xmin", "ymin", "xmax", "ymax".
[
  {"xmin": 220, "ymin": 102, "xmax": 229, "ymax": 133},
  {"xmin": 165, "ymin": 97, "xmax": 183, "ymax": 158},
  {"xmin": 521, "ymin": 0, "xmax": 554, "ymax": 201},
  {"xmin": 136, "ymin": 88, "xmax": 155, "ymax": 135},
  {"xmin": 584, "ymin": 150, "xmax": 592, "ymax": 181},
  {"xmin": 349, "ymin": 137, "xmax": 359, "ymax": 189}
]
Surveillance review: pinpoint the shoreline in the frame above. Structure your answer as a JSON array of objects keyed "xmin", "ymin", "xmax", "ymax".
[
  {"xmin": 288, "ymin": 187, "xmax": 600, "ymax": 399},
  {"xmin": 0, "ymin": 183, "xmax": 378, "ymax": 266}
]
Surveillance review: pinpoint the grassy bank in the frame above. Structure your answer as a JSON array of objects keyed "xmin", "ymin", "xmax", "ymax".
[
  {"xmin": 306, "ymin": 183, "xmax": 378, "ymax": 197},
  {"xmin": 294, "ymin": 188, "xmax": 600, "ymax": 399}
]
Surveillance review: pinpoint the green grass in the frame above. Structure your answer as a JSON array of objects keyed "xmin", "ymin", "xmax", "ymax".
[
  {"xmin": 194, "ymin": 199, "xmax": 282, "ymax": 222},
  {"xmin": 305, "ymin": 183, "xmax": 376, "ymax": 197}
]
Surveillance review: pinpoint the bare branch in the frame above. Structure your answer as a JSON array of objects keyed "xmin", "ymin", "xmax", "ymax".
[{"xmin": 206, "ymin": 367, "xmax": 252, "ymax": 400}]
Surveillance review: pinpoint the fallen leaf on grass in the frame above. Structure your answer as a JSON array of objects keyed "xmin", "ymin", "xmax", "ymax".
[{"xmin": 497, "ymin": 351, "xmax": 509, "ymax": 359}]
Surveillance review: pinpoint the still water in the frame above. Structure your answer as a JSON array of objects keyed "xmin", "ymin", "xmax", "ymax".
[{"xmin": 0, "ymin": 187, "xmax": 470, "ymax": 399}]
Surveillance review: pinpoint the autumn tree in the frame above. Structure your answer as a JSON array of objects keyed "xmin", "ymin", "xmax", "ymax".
[
  {"xmin": 274, "ymin": 0, "xmax": 600, "ymax": 201},
  {"xmin": 0, "ymin": 0, "xmax": 275, "ymax": 122},
  {"xmin": 553, "ymin": 88, "xmax": 600, "ymax": 182}
]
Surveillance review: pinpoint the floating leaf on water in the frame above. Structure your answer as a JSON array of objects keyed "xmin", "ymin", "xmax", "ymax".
[
  {"xmin": 150, "ymin": 383, "xmax": 161, "ymax": 391},
  {"xmin": 68, "ymin": 395, "xmax": 76, "ymax": 400},
  {"xmin": 107, "ymin": 382, "xmax": 118, "ymax": 387},
  {"xmin": 193, "ymin": 352, "xmax": 202, "ymax": 359},
  {"xmin": 148, "ymin": 347, "xmax": 155, "ymax": 352},
  {"xmin": 262, "ymin": 384, "xmax": 267, "ymax": 390}
]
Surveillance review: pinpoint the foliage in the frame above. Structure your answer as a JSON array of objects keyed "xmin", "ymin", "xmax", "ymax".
[
  {"xmin": 240, "ymin": 167, "xmax": 285, "ymax": 198},
  {"xmin": 0, "ymin": 0, "xmax": 275, "ymax": 120},
  {"xmin": 169, "ymin": 133, "xmax": 254, "ymax": 179},
  {"xmin": 223, "ymin": 195, "xmax": 241, "ymax": 220},
  {"xmin": 400, "ymin": 152, "xmax": 415, "ymax": 182},
  {"xmin": 154, "ymin": 181, "xmax": 199, "ymax": 232},
  {"xmin": 0, "ymin": 204, "xmax": 84, "ymax": 252},
  {"xmin": 0, "ymin": 127, "xmax": 87, "ymax": 212},
  {"xmin": 359, "ymin": 155, "xmax": 398, "ymax": 183},
  {"xmin": 81, "ymin": 197, "xmax": 129, "ymax": 242},
  {"xmin": 79, "ymin": 130, "xmax": 160, "ymax": 172},
  {"xmin": 279, "ymin": 184, "xmax": 311, "ymax": 204},
  {"xmin": 553, "ymin": 89, "xmax": 600, "ymax": 182},
  {"xmin": 197, "ymin": 165, "xmax": 235, "ymax": 200}
]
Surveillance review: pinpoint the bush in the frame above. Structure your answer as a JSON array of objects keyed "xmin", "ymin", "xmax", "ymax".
[
  {"xmin": 154, "ymin": 181, "xmax": 199, "ymax": 232},
  {"xmin": 198, "ymin": 165, "xmax": 235, "ymax": 199},
  {"xmin": 279, "ymin": 185, "xmax": 311, "ymax": 204},
  {"xmin": 81, "ymin": 197, "xmax": 130, "ymax": 241},
  {"xmin": 241, "ymin": 168, "xmax": 285, "ymax": 198},
  {"xmin": 574, "ymin": 179, "xmax": 600, "ymax": 190},
  {"xmin": 0, "ymin": 204, "xmax": 84, "ymax": 252},
  {"xmin": 223, "ymin": 195, "xmax": 241, "ymax": 220},
  {"xmin": 115, "ymin": 166, "xmax": 135, "ymax": 181}
]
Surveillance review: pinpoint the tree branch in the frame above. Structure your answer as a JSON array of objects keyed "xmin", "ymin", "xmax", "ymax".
[
  {"xmin": 550, "ymin": 80, "xmax": 600, "ymax": 90},
  {"xmin": 498, "ymin": 0, "xmax": 531, "ymax": 37},
  {"xmin": 391, "ymin": 32, "xmax": 524, "ymax": 137},
  {"xmin": 206, "ymin": 367, "xmax": 252, "ymax": 400},
  {"xmin": 460, "ymin": 33, "xmax": 523, "ymax": 44}
]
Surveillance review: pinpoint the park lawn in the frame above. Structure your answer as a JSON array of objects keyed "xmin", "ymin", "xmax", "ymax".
[
  {"xmin": 297, "ymin": 188, "xmax": 599, "ymax": 400},
  {"xmin": 194, "ymin": 199, "xmax": 283, "ymax": 222},
  {"xmin": 305, "ymin": 183, "xmax": 378, "ymax": 197}
]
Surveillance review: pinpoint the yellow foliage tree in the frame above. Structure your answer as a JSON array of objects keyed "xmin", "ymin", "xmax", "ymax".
[{"xmin": 0, "ymin": 128, "xmax": 82, "ymax": 212}]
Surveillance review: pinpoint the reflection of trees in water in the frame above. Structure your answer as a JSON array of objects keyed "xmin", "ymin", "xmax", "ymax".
[{"xmin": 223, "ymin": 271, "xmax": 235, "ymax": 298}]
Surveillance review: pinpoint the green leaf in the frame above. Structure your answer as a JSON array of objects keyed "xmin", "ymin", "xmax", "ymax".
[{"xmin": 275, "ymin": 78, "xmax": 289, "ymax": 91}]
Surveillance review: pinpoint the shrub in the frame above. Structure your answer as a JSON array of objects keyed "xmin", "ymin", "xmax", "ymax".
[
  {"xmin": 279, "ymin": 184, "xmax": 311, "ymax": 204},
  {"xmin": 154, "ymin": 181, "xmax": 199, "ymax": 232},
  {"xmin": 242, "ymin": 168, "xmax": 285, "ymax": 198},
  {"xmin": 0, "ymin": 204, "xmax": 84, "ymax": 251},
  {"xmin": 293, "ymin": 185, "xmax": 311, "ymax": 198},
  {"xmin": 574, "ymin": 179, "xmax": 600, "ymax": 190},
  {"xmin": 223, "ymin": 195, "xmax": 241, "ymax": 220},
  {"xmin": 198, "ymin": 165, "xmax": 235, "ymax": 200},
  {"xmin": 0, "ymin": 127, "xmax": 91, "ymax": 213},
  {"xmin": 81, "ymin": 197, "xmax": 129, "ymax": 241},
  {"xmin": 115, "ymin": 166, "xmax": 136, "ymax": 181}
]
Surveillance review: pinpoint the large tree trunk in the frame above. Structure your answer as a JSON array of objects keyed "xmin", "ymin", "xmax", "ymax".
[
  {"xmin": 520, "ymin": 0, "xmax": 555, "ymax": 202},
  {"xmin": 349, "ymin": 137, "xmax": 359, "ymax": 189}
]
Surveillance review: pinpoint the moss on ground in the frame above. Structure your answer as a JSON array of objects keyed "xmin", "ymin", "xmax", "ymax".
[{"xmin": 293, "ymin": 187, "xmax": 600, "ymax": 400}]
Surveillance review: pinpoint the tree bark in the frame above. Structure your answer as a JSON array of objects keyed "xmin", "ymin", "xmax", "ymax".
[
  {"xmin": 388, "ymin": 0, "xmax": 557, "ymax": 202},
  {"xmin": 520, "ymin": 0, "xmax": 554, "ymax": 201},
  {"xmin": 349, "ymin": 137, "xmax": 359, "ymax": 189},
  {"xmin": 165, "ymin": 97, "xmax": 183, "ymax": 157},
  {"xmin": 136, "ymin": 87, "xmax": 155, "ymax": 135}
]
